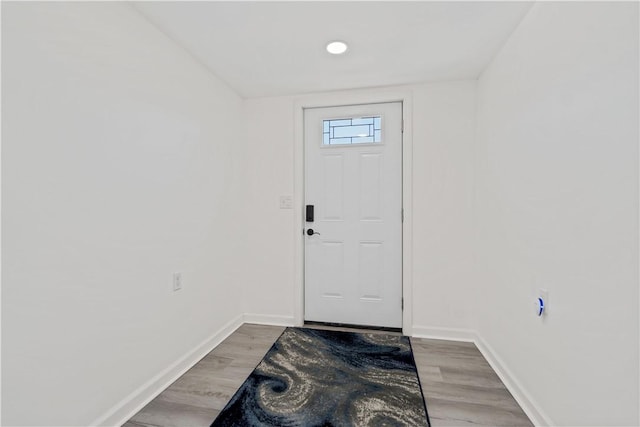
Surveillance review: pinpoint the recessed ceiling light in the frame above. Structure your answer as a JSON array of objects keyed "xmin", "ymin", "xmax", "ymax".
[{"xmin": 326, "ymin": 41, "xmax": 348, "ymax": 55}]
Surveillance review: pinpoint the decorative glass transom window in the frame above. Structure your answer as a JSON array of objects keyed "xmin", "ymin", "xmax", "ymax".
[{"xmin": 323, "ymin": 116, "xmax": 381, "ymax": 145}]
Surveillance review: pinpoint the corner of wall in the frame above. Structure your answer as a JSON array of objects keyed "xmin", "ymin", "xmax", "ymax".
[
  {"xmin": 473, "ymin": 332, "xmax": 553, "ymax": 426},
  {"xmin": 91, "ymin": 314, "xmax": 244, "ymax": 427}
]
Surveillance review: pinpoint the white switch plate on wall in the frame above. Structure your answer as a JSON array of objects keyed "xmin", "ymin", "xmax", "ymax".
[{"xmin": 279, "ymin": 195, "xmax": 293, "ymax": 209}]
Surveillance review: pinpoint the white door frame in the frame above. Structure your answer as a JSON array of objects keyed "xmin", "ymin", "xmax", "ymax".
[{"xmin": 293, "ymin": 88, "xmax": 414, "ymax": 336}]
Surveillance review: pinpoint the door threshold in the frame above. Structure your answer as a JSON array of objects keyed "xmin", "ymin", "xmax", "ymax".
[{"xmin": 304, "ymin": 321, "xmax": 402, "ymax": 334}]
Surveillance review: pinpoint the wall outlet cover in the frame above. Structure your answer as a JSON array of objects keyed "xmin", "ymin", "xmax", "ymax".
[{"xmin": 173, "ymin": 272, "xmax": 182, "ymax": 291}]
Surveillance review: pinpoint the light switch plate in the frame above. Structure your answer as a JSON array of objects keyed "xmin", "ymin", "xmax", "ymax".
[{"xmin": 279, "ymin": 195, "xmax": 293, "ymax": 209}]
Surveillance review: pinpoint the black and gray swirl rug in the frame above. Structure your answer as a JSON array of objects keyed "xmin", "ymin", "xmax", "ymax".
[{"xmin": 210, "ymin": 327, "xmax": 430, "ymax": 427}]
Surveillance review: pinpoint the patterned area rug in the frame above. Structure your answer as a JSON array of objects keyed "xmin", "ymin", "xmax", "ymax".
[{"xmin": 211, "ymin": 327, "xmax": 430, "ymax": 427}]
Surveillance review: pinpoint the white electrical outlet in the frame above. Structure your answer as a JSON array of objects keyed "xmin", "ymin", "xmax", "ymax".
[{"xmin": 173, "ymin": 272, "xmax": 182, "ymax": 291}]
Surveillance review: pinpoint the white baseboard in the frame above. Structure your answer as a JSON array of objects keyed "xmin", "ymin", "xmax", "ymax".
[
  {"xmin": 243, "ymin": 313, "xmax": 296, "ymax": 327},
  {"xmin": 90, "ymin": 316, "xmax": 551, "ymax": 427},
  {"xmin": 411, "ymin": 325, "xmax": 552, "ymax": 426},
  {"xmin": 411, "ymin": 325, "xmax": 476, "ymax": 342},
  {"xmin": 91, "ymin": 314, "xmax": 244, "ymax": 427},
  {"xmin": 473, "ymin": 334, "xmax": 553, "ymax": 427}
]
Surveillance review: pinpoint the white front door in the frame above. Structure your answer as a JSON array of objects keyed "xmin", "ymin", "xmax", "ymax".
[{"xmin": 304, "ymin": 102, "xmax": 403, "ymax": 328}]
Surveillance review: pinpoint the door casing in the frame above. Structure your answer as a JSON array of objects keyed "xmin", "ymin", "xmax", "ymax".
[{"xmin": 293, "ymin": 89, "xmax": 414, "ymax": 336}]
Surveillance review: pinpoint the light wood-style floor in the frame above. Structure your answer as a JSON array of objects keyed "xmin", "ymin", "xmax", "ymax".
[{"xmin": 124, "ymin": 324, "xmax": 532, "ymax": 427}]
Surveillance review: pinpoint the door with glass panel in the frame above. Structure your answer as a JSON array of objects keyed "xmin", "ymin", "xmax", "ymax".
[{"xmin": 304, "ymin": 102, "xmax": 402, "ymax": 328}]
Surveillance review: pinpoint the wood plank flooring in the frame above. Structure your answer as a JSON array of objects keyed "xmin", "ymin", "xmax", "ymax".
[{"xmin": 124, "ymin": 324, "xmax": 532, "ymax": 427}]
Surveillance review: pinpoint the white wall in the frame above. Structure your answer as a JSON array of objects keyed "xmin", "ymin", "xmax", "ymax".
[
  {"xmin": 243, "ymin": 97, "xmax": 297, "ymax": 323},
  {"xmin": 2, "ymin": 3, "xmax": 246, "ymax": 426},
  {"xmin": 411, "ymin": 81, "xmax": 476, "ymax": 335},
  {"xmin": 243, "ymin": 81, "xmax": 477, "ymax": 333},
  {"xmin": 474, "ymin": 2, "xmax": 639, "ymax": 425}
]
